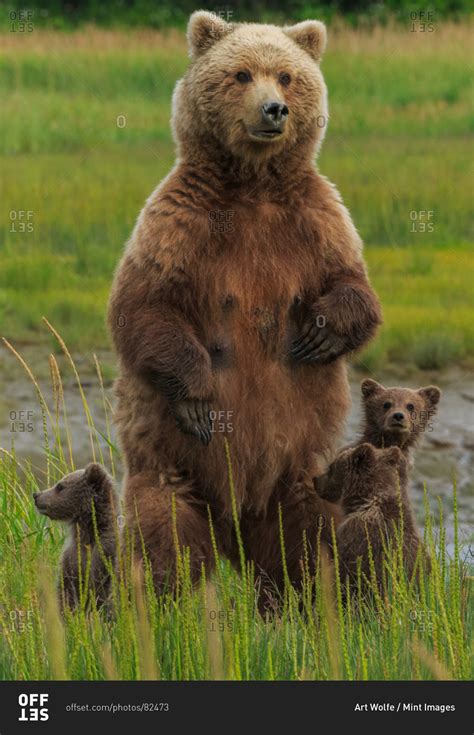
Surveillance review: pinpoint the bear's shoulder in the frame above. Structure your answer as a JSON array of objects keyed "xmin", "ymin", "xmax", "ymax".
[{"xmin": 126, "ymin": 167, "xmax": 211, "ymax": 269}]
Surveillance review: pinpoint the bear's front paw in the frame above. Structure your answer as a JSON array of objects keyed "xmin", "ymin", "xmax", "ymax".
[
  {"xmin": 291, "ymin": 322, "xmax": 349, "ymax": 364},
  {"xmin": 170, "ymin": 399, "xmax": 213, "ymax": 446}
]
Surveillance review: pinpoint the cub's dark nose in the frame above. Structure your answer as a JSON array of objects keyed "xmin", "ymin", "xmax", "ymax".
[
  {"xmin": 262, "ymin": 101, "xmax": 289, "ymax": 126},
  {"xmin": 33, "ymin": 493, "xmax": 39, "ymax": 504},
  {"xmin": 393, "ymin": 412, "xmax": 405, "ymax": 422}
]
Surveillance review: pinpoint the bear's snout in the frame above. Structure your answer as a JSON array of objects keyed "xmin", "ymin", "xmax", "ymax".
[{"xmin": 262, "ymin": 101, "xmax": 289, "ymax": 127}]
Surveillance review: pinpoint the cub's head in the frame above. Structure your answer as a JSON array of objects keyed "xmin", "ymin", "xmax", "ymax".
[
  {"xmin": 173, "ymin": 11, "xmax": 328, "ymax": 165},
  {"xmin": 33, "ymin": 463, "xmax": 114, "ymax": 522},
  {"xmin": 361, "ymin": 379, "xmax": 441, "ymax": 449},
  {"xmin": 333, "ymin": 443, "xmax": 405, "ymax": 511}
]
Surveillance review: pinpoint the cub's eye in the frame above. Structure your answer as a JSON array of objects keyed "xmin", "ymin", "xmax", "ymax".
[
  {"xmin": 56, "ymin": 482, "xmax": 64, "ymax": 492},
  {"xmin": 383, "ymin": 401, "xmax": 392, "ymax": 410},
  {"xmin": 235, "ymin": 70, "xmax": 252, "ymax": 84},
  {"xmin": 278, "ymin": 72, "xmax": 291, "ymax": 87},
  {"xmin": 406, "ymin": 403, "xmax": 415, "ymax": 412}
]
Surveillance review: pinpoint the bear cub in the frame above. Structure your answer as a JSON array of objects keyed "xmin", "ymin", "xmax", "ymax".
[
  {"xmin": 317, "ymin": 443, "xmax": 421, "ymax": 594},
  {"xmin": 33, "ymin": 463, "xmax": 118, "ymax": 611},
  {"xmin": 359, "ymin": 379, "xmax": 441, "ymax": 463}
]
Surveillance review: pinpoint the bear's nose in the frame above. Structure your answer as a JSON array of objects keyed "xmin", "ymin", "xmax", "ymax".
[
  {"xmin": 261, "ymin": 101, "xmax": 289, "ymax": 126},
  {"xmin": 393, "ymin": 412, "xmax": 405, "ymax": 422}
]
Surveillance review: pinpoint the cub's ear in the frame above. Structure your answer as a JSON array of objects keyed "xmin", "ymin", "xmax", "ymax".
[
  {"xmin": 352, "ymin": 442, "xmax": 375, "ymax": 466},
  {"xmin": 187, "ymin": 10, "xmax": 233, "ymax": 60},
  {"xmin": 361, "ymin": 379, "xmax": 384, "ymax": 399},
  {"xmin": 418, "ymin": 385, "xmax": 441, "ymax": 408},
  {"xmin": 284, "ymin": 20, "xmax": 327, "ymax": 63},
  {"xmin": 384, "ymin": 446, "xmax": 403, "ymax": 466},
  {"xmin": 84, "ymin": 463, "xmax": 107, "ymax": 488}
]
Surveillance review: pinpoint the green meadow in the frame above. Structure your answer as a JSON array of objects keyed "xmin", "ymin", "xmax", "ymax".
[{"xmin": 1, "ymin": 23, "xmax": 473, "ymax": 370}]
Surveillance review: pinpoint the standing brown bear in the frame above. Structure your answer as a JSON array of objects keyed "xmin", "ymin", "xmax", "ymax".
[{"xmin": 108, "ymin": 12, "xmax": 381, "ymax": 599}]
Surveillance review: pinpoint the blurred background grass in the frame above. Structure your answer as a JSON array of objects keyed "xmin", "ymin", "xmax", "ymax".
[{"xmin": 0, "ymin": 14, "xmax": 473, "ymax": 371}]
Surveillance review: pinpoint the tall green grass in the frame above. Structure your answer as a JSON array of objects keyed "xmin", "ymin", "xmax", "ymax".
[{"xmin": 0, "ymin": 328, "xmax": 471, "ymax": 680}]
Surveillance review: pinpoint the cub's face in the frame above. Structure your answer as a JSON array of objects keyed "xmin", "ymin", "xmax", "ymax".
[
  {"xmin": 33, "ymin": 464, "xmax": 109, "ymax": 521},
  {"xmin": 361, "ymin": 379, "xmax": 441, "ymax": 445},
  {"xmin": 174, "ymin": 12, "xmax": 328, "ymax": 160}
]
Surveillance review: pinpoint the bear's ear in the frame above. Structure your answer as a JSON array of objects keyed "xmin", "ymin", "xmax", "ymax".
[
  {"xmin": 187, "ymin": 10, "xmax": 233, "ymax": 60},
  {"xmin": 361, "ymin": 378, "xmax": 384, "ymax": 399},
  {"xmin": 84, "ymin": 463, "xmax": 107, "ymax": 489},
  {"xmin": 284, "ymin": 20, "xmax": 327, "ymax": 63},
  {"xmin": 352, "ymin": 442, "xmax": 375, "ymax": 467},
  {"xmin": 384, "ymin": 446, "xmax": 402, "ymax": 466},
  {"xmin": 418, "ymin": 385, "xmax": 441, "ymax": 408}
]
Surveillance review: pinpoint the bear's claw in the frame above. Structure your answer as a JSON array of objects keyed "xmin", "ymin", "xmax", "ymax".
[
  {"xmin": 171, "ymin": 399, "xmax": 213, "ymax": 445},
  {"xmin": 291, "ymin": 323, "xmax": 348, "ymax": 364}
]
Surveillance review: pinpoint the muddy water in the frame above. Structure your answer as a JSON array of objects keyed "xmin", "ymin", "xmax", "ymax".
[{"xmin": 1, "ymin": 348, "xmax": 472, "ymax": 556}]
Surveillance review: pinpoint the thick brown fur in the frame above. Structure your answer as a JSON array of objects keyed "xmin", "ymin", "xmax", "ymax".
[
  {"xmin": 317, "ymin": 444, "xmax": 422, "ymax": 595},
  {"xmin": 107, "ymin": 12, "xmax": 381, "ymax": 598},
  {"xmin": 33, "ymin": 464, "xmax": 118, "ymax": 612}
]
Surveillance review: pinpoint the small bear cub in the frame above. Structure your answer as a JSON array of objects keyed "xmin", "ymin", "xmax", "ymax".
[
  {"xmin": 359, "ymin": 379, "xmax": 441, "ymax": 462},
  {"xmin": 33, "ymin": 463, "xmax": 118, "ymax": 611},
  {"xmin": 317, "ymin": 443, "xmax": 420, "ymax": 593}
]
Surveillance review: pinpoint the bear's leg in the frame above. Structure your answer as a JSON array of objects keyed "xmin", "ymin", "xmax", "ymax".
[
  {"xmin": 240, "ymin": 478, "xmax": 337, "ymax": 612},
  {"xmin": 124, "ymin": 470, "xmax": 220, "ymax": 592}
]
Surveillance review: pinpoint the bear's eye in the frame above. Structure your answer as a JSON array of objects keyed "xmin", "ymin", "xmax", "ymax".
[
  {"xmin": 56, "ymin": 482, "xmax": 64, "ymax": 492},
  {"xmin": 406, "ymin": 403, "xmax": 415, "ymax": 412},
  {"xmin": 383, "ymin": 401, "xmax": 392, "ymax": 410},
  {"xmin": 278, "ymin": 72, "xmax": 291, "ymax": 87},
  {"xmin": 235, "ymin": 70, "xmax": 252, "ymax": 84}
]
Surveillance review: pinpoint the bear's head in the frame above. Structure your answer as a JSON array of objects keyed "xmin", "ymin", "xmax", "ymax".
[
  {"xmin": 33, "ymin": 463, "xmax": 115, "ymax": 523},
  {"xmin": 361, "ymin": 379, "xmax": 441, "ymax": 449},
  {"xmin": 172, "ymin": 11, "xmax": 328, "ymax": 171}
]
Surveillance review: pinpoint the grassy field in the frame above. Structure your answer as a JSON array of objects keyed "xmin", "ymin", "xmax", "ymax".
[
  {"xmin": 0, "ymin": 345, "xmax": 471, "ymax": 680},
  {"xmin": 0, "ymin": 23, "xmax": 473, "ymax": 370}
]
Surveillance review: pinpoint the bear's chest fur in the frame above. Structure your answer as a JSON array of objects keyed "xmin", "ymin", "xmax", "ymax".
[{"xmin": 191, "ymin": 200, "xmax": 326, "ymax": 357}]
